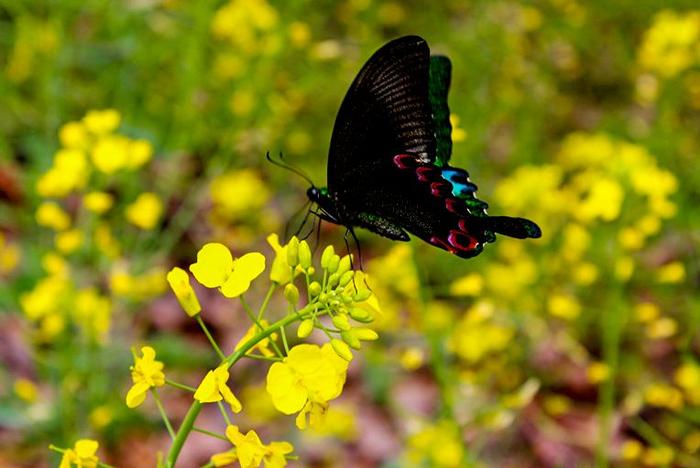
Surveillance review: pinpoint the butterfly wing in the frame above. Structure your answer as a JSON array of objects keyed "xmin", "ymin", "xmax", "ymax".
[
  {"xmin": 327, "ymin": 36, "xmax": 434, "ymax": 203},
  {"xmin": 326, "ymin": 35, "xmax": 541, "ymax": 258}
]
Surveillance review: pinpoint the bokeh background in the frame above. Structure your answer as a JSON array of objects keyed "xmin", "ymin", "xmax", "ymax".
[{"xmin": 1, "ymin": 0, "xmax": 699, "ymax": 466}]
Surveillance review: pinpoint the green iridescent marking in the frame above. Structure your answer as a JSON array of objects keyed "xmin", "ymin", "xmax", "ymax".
[{"xmin": 428, "ymin": 56, "xmax": 453, "ymax": 167}]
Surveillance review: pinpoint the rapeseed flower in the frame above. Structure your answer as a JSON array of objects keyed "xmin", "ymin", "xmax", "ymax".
[
  {"xmin": 126, "ymin": 346, "xmax": 165, "ymax": 408},
  {"xmin": 210, "ymin": 425, "xmax": 293, "ymax": 468},
  {"xmin": 57, "ymin": 439, "xmax": 100, "ymax": 468},
  {"xmin": 405, "ymin": 420, "xmax": 464, "ymax": 467},
  {"xmin": 266, "ymin": 343, "xmax": 349, "ymax": 429},
  {"xmin": 125, "ymin": 192, "xmax": 163, "ymax": 230},
  {"xmin": 193, "ymin": 364, "xmax": 242, "ymax": 413},
  {"xmin": 36, "ymin": 201, "xmax": 71, "ymax": 231},
  {"xmin": 190, "ymin": 243, "xmax": 265, "ymax": 297}
]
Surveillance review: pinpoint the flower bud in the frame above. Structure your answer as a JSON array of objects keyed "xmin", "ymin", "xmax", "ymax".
[
  {"xmin": 354, "ymin": 328, "xmax": 379, "ymax": 341},
  {"xmin": 284, "ymin": 283, "xmax": 299, "ymax": 304},
  {"xmin": 341, "ymin": 330, "xmax": 361, "ymax": 350},
  {"xmin": 339, "ymin": 270, "xmax": 354, "ymax": 287},
  {"xmin": 327, "ymin": 273, "xmax": 340, "ymax": 288},
  {"xmin": 286, "ymin": 237, "xmax": 299, "ymax": 267},
  {"xmin": 321, "ymin": 245, "xmax": 335, "ymax": 269},
  {"xmin": 327, "ymin": 254, "xmax": 340, "ymax": 273},
  {"xmin": 308, "ymin": 281, "xmax": 322, "ymax": 297},
  {"xmin": 307, "ymin": 266, "xmax": 315, "ymax": 275},
  {"xmin": 298, "ymin": 240, "xmax": 312, "ymax": 270},
  {"xmin": 349, "ymin": 307, "xmax": 373, "ymax": 323},
  {"xmin": 332, "ymin": 314, "xmax": 351, "ymax": 331},
  {"xmin": 353, "ymin": 289, "xmax": 372, "ymax": 302},
  {"xmin": 330, "ymin": 338, "xmax": 353, "ymax": 361},
  {"xmin": 337, "ymin": 255, "xmax": 352, "ymax": 276},
  {"xmin": 297, "ymin": 319, "xmax": 314, "ymax": 338}
]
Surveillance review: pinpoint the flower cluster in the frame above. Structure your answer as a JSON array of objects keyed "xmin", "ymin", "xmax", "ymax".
[{"xmin": 121, "ymin": 235, "xmax": 380, "ymax": 466}]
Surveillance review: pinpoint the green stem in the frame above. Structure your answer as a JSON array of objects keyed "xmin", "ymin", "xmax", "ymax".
[
  {"xmin": 165, "ymin": 379, "xmax": 197, "ymax": 392},
  {"xmin": 193, "ymin": 426, "xmax": 228, "ymax": 441},
  {"xmin": 166, "ymin": 304, "xmax": 317, "ymax": 467},
  {"xmin": 595, "ymin": 289, "xmax": 625, "ymax": 468},
  {"xmin": 195, "ymin": 315, "xmax": 226, "ymax": 361},
  {"xmin": 258, "ymin": 284, "xmax": 276, "ymax": 322},
  {"xmin": 152, "ymin": 389, "xmax": 176, "ymax": 440},
  {"xmin": 216, "ymin": 401, "xmax": 231, "ymax": 425},
  {"xmin": 243, "ymin": 354, "xmax": 283, "ymax": 362},
  {"xmin": 280, "ymin": 325, "xmax": 290, "ymax": 353}
]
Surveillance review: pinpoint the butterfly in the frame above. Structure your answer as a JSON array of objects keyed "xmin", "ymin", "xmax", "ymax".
[{"xmin": 305, "ymin": 35, "xmax": 541, "ymax": 258}]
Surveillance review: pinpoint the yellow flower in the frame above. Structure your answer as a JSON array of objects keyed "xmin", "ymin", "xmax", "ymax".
[
  {"xmin": 83, "ymin": 191, "xmax": 114, "ymax": 214},
  {"xmin": 91, "ymin": 134, "xmax": 130, "ymax": 173},
  {"xmin": 587, "ymin": 362, "xmax": 611, "ymax": 384},
  {"xmin": 194, "ymin": 364, "xmax": 242, "ymax": 413},
  {"xmin": 406, "ymin": 420, "xmax": 464, "ymax": 467},
  {"xmin": 126, "ymin": 346, "xmax": 165, "ymax": 408},
  {"xmin": 621, "ymin": 439, "xmax": 643, "ymax": 460},
  {"xmin": 675, "ymin": 363, "xmax": 700, "ymax": 405},
  {"xmin": 14, "ymin": 378, "xmax": 38, "ymax": 403},
  {"xmin": 657, "ymin": 261, "xmax": 685, "ymax": 283},
  {"xmin": 448, "ymin": 301, "xmax": 514, "ymax": 363},
  {"xmin": 58, "ymin": 439, "xmax": 100, "ymax": 468},
  {"xmin": 266, "ymin": 343, "xmax": 349, "ymax": 429},
  {"xmin": 83, "ymin": 109, "xmax": 120, "ymax": 134},
  {"xmin": 235, "ymin": 320, "xmax": 278, "ymax": 357},
  {"xmin": 166, "ymin": 267, "xmax": 201, "ymax": 317},
  {"xmin": 74, "ymin": 288, "xmax": 111, "ymax": 342},
  {"xmin": 638, "ymin": 10, "xmax": 700, "ymax": 77},
  {"xmin": 646, "ymin": 317, "xmax": 677, "ymax": 339},
  {"xmin": 36, "ymin": 149, "xmax": 89, "ymax": 197},
  {"xmin": 211, "ymin": 425, "xmax": 294, "ymax": 468},
  {"xmin": 55, "ymin": 229, "xmax": 83, "ymax": 254},
  {"xmin": 189, "ymin": 243, "xmax": 265, "ymax": 297},
  {"xmin": 127, "ymin": 139, "xmax": 153, "ymax": 168},
  {"xmin": 449, "ymin": 273, "xmax": 483, "ymax": 296},
  {"xmin": 59, "ymin": 121, "xmax": 89, "ymax": 149},
  {"xmin": 125, "ymin": 192, "xmax": 163, "ymax": 230},
  {"xmin": 547, "ymin": 293, "xmax": 581, "ymax": 320},
  {"xmin": 645, "ymin": 383, "xmax": 683, "ymax": 410},
  {"xmin": 0, "ymin": 233, "xmax": 21, "ymax": 275},
  {"xmin": 36, "ymin": 201, "xmax": 71, "ymax": 231}
]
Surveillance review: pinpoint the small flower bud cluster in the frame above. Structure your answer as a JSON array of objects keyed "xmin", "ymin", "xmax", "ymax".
[{"xmin": 287, "ymin": 244, "xmax": 379, "ymax": 361}]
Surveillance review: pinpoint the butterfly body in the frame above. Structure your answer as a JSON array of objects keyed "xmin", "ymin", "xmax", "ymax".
[{"xmin": 308, "ymin": 35, "xmax": 541, "ymax": 259}]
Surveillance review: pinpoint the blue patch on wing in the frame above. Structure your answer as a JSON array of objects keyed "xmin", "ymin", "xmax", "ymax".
[{"xmin": 441, "ymin": 169, "xmax": 477, "ymax": 197}]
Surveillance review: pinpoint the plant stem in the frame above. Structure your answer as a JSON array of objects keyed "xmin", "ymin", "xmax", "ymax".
[
  {"xmin": 165, "ymin": 379, "xmax": 196, "ymax": 392},
  {"xmin": 152, "ymin": 389, "xmax": 176, "ymax": 439},
  {"xmin": 195, "ymin": 315, "xmax": 226, "ymax": 361},
  {"xmin": 193, "ymin": 426, "xmax": 228, "ymax": 441},
  {"xmin": 595, "ymin": 288, "xmax": 625, "ymax": 468}
]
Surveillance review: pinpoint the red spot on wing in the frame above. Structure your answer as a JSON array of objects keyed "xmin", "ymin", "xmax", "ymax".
[
  {"xmin": 448, "ymin": 230, "xmax": 479, "ymax": 251},
  {"xmin": 416, "ymin": 166, "xmax": 440, "ymax": 182},
  {"xmin": 393, "ymin": 154, "xmax": 418, "ymax": 169},
  {"xmin": 430, "ymin": 181, "xmax": 452, "ymax": 197}
]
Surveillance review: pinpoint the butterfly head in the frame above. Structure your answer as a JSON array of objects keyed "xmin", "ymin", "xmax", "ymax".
[{"xmin": 306, "ymin": 186, "xmax": 341, "ymax": 224}]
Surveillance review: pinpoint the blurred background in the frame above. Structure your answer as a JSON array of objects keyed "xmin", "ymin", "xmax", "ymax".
[{"xmin": 1, "ymin": 0, "xmax": 699, "ymax": 466}]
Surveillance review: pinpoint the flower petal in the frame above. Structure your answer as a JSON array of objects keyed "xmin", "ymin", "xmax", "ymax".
[{"xmin": 190, "ymin": 243, "xmax": 233, "ymax": 288}]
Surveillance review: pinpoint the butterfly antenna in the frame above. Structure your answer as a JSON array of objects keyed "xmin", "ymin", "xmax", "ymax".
[{"xmin": 266, "ymin": 151, "xmax": 316, "ymax": 187}]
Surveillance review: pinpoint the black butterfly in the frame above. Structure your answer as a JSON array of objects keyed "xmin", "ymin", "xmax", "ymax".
[{"xmin": 305, "ymin": 35, "xmax": 541, "ymax": 258}]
